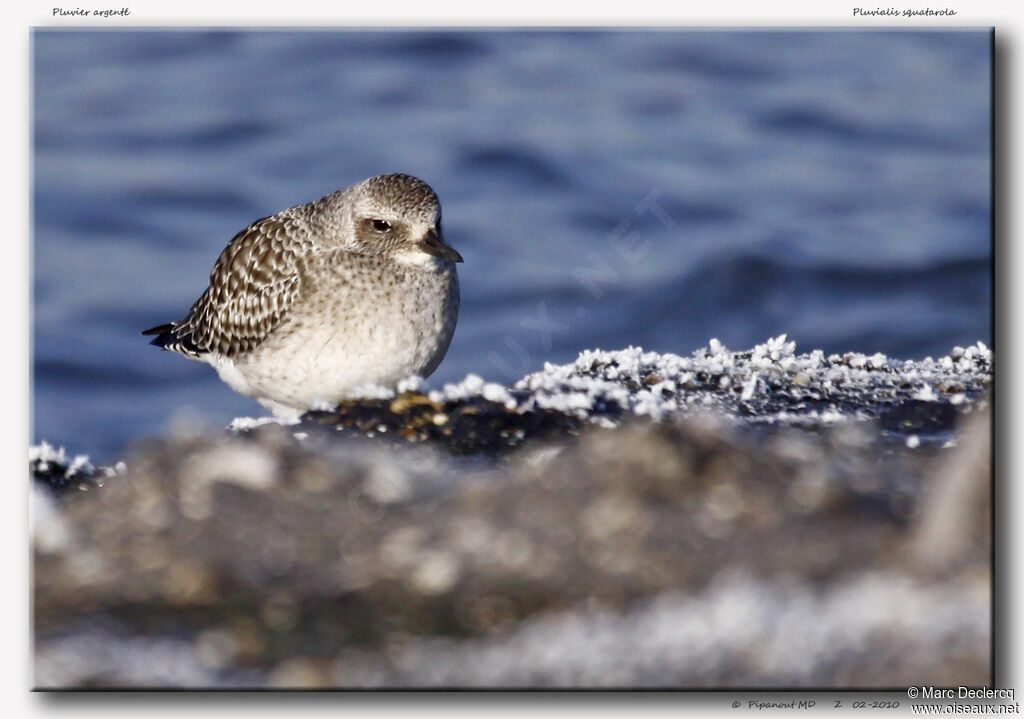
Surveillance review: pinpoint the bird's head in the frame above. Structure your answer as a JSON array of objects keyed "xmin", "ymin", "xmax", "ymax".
[{"xmin": 345, "ymin": 173, "xmax": 463, "ymax": 268}]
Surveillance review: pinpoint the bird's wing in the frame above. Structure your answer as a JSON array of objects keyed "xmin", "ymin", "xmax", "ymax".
[{"xmin": 158, "ymin": 214, "xmax": 316, "ymax": 359}]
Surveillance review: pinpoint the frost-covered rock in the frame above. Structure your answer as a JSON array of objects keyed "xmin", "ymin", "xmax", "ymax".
[
  {"xmin": 30, "ymin": 442, "xmax": 123, "ymax": 494},
  {"xmin": 509, "ymin": 336, "xmax": 989, "ymax": 433},
  {"xmin": 249, "ymin": 337, "xmax": 991, "ymax": 454}
]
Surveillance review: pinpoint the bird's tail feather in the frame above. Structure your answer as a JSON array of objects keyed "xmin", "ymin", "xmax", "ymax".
[
  {"xmin": 142, "ymin": 323, "xmax": 179, "ymax": 349},
  {"xmin": 142, "ymin": 322, "xmax": 206, "ymax": 357}
]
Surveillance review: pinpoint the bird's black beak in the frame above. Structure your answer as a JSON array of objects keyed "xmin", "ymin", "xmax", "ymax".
[{"xmin": 420, "ymin": 228, "xmax": 463, "ymax": 263}]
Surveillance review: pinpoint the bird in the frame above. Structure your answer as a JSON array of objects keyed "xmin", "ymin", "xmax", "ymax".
[{"xmin": 143, "ymin": 173, "xmax": 462, "ymax": 417}]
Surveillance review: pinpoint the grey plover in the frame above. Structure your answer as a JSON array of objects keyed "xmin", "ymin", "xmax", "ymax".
[{"xmin": 143, "ymin": 174, "xmax": 462, "ymax": 416}]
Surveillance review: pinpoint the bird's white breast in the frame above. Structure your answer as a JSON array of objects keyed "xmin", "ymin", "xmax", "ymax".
[{"xmin": 209, "ymin": 257, "xmax": 459, "ymax": 412}]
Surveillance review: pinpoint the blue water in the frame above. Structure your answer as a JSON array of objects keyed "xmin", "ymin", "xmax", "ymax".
[{"xmin": 32, "ymin": 29, "xmax": 992, "ymax": 461}]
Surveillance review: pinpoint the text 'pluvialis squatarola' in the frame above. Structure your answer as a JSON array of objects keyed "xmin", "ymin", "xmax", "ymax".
[{"xmin": 144, "ymin": 174, "xmax": 462, "ymax": 416}]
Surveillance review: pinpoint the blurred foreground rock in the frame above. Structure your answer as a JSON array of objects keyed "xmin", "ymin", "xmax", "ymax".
[{"xmin": 32, "ymin": 340, "xmax": 992, "ymax": 688}]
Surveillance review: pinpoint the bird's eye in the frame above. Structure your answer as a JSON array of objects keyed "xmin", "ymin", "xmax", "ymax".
[{"xmin": 372, "ymin": 219, "xmax": 391, "ymax": 232}]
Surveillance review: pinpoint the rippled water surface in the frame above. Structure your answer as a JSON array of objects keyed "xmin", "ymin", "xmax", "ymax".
[{"xmin": 32, "ymin": 29, "xmax": 992, "ymax": 460}]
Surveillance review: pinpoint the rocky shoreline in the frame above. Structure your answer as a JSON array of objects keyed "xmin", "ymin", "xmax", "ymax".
[{"xmin": 32, "ymin": 338, "xmax": 993, "ymax": 688}]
